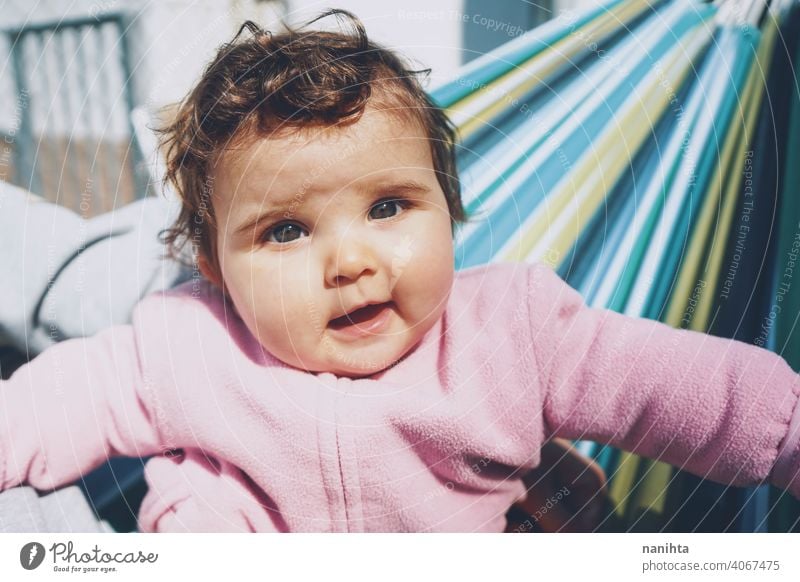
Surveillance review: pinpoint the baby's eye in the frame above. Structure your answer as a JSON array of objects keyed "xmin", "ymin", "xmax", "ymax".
[
  {"xmin": 369, "ymin": 199, "xmax": 409, "ymax": 220},
  {"xmin": 264, "ymin": 223, "xmax": 307, "ymax": 244}
]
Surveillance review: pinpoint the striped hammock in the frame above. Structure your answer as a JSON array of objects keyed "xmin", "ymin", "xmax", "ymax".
[{"xmin": 434, "ymin": 0, "xmax": 800, "ymax": 531}]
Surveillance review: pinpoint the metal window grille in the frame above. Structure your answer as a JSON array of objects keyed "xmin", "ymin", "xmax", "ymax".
[{"xmin": 4, "ymin": 14, "xmax": 145, "ymax": 216}]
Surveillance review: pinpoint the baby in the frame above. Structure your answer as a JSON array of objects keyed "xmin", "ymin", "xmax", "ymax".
[{"xmin": 2, "ymin": 11, "xmax": 799, "ymax": 533}]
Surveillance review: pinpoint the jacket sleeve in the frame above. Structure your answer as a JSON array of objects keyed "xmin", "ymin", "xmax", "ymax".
[
  {"xmin": 0, "ymin": 324, "xmax": 164, "ymax": 492},
  {"xmin": 0, "ymin": 181, "xmax": 189, "ymax": 355},
  {"xmin": 527, "ymin": 262, "xmax": 800, "ymax": 498}
]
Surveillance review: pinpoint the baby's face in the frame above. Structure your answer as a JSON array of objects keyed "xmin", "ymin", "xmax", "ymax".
[{"xmin": 209, "ymin": 107, "xmax": 455, "ymax": 377}]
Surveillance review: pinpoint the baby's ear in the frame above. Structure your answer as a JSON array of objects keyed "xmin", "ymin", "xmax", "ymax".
[{"xmin": 198, "ymin": 256, "xmax": 223, "ymax": 289}]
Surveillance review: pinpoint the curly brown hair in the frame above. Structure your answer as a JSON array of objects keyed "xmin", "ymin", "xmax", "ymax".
[{"xmin": 159, "ymin": 9, "xmax": 467, "ymax": 281}]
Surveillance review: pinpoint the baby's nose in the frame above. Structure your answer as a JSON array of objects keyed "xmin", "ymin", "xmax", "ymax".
[{"xmin": 325, "ymin": 236, "xmax": 379, "ymax": 286}]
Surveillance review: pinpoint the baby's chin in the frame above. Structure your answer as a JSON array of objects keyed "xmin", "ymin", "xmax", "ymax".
[
  {"xmin": 277, "ymin": 335, "xmax": 417, "ymax": 379},
  {"xmin": 307, "ymin": 347, "xmax": 410, "ymax": 379}
]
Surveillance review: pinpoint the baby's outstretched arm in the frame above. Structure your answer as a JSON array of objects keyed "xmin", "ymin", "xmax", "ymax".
[
  {"xmin": 0, "ymin": 325, "xmax": 163, "ymax": 492},
  {"xmin": 527, "ymin": 263, "xmax": 800, "ymax": 498}
]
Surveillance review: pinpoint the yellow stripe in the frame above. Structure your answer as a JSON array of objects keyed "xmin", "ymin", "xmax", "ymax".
[
  {"xmin": 669, "ymin": 23, "xmax": 777, "ymax": 329},
  {"xmin": 502, "ymin": 27, "xmax": 708, "ymax": 263},
  {"xmin": 608, "ymin": 451, "xmax": 640, "ymax": 517},
  {"xmin": 449, "ymin": 0, "xmax": 653, "ymax": 140},
  {"xmin": 662, "ymin": 65, "xmax": 758, "ymax": 327},
  {"xmin": 627, "ymin": 21, "xmax": 778, "ymax": 522},
  {"xmin": 626, "ymin": 460, "xmax": 673, "ymax": 523}
]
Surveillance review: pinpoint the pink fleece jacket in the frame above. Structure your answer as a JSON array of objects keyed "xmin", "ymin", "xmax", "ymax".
[{"xmin": 2, "ymin": 262, "xmax": 800, "ymax": 532}]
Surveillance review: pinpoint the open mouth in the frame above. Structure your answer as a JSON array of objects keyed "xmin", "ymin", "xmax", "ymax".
[{"xmin": 328, "ymin": 302, "xmax": 394, "ymax": 330}]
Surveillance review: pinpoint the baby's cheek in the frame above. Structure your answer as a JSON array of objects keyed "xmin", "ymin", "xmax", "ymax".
[
  {"xmin": 411, "ymin": 232, "xmax": 453, "ymax": 292},
  {"xmin": 265, "ymin": 289, "xmax": 317, "ymax": 339},
  {"xmin": 425, "ymin": 262, "xmax": 454, "ymax": 317},
  {"xmin": 396, "ymin": 257, "xmax": 451, "ymax": 326}
]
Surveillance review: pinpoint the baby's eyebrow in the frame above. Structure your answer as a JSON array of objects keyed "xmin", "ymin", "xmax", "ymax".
[
  {"xmin": 234, "ymin": 208, "xmax": 289, "ymax": 237},
  {"xmin": 233, "ymin": 179, "xmax": 431, "ymax": 236},
  {"xmin": 380, "ymin": 179, "xmax": 431, "ymax": 193}
]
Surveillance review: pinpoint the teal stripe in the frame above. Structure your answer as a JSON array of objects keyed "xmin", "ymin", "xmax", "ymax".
[
  {"xmin": 607, "ymin": 29, "xmax": 747, "ymax": 313},
  {"xmin": 643, "ymin": 28, "xmax": 759, "ymax": 320},
  {"xmin": 431, "ymin": 0, "xmax": 626, "ymax": 107},
  {"xmin": 455, "ymin": 4, "xmax": 710, "ymax": 269}
]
